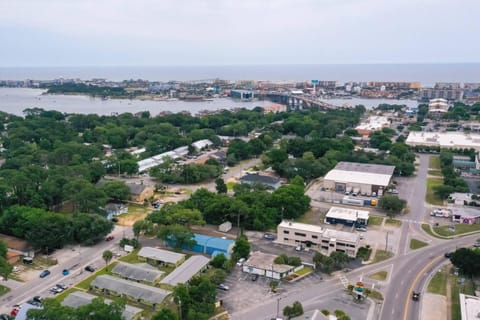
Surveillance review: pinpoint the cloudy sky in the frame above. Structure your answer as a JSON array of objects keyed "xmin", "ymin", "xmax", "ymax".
[{"xmin": 0, "ymin": 0, "xmax": 479, "ymax": 67}]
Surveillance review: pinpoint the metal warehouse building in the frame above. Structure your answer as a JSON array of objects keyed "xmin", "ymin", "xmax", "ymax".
[
  {"xmin": 325, "ymin": 206, "xmax": 370, "ymax": 227},
  {"xmin": 323, "ymin": 162, "xmax": 395, "ymax": 196},
  {"xmin": 184, "ymin": 234, "xmax": 235, "ymax": 257}
]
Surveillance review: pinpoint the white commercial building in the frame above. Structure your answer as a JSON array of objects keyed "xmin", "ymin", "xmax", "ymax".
[
  {"xmin": 355, "ymin": 116, "xmax": 390, "ymax": 136},
  {"xmin": 459, "ymin": 293, "xmax": 480, "ymax": 320},
  {"xmin": 323, "ymin": 162, "xmax": 395, "ymax": 196},
  {"xmin": 406, "ymin": 132, "xmax": 480, "ymax": 151},
  {"xmin": 325, "ymin": 206, "xmax": 370, "ymax": 226},
  {"xmin": 277, "ymin": 221, "xmax": 360, "ymax": 258},
  {"xmin": 242, "ymin": 251, "xmax": 296, "ymax": 280}
]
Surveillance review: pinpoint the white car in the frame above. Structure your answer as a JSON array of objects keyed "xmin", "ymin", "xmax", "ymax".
[{"xmin": 237, "ymin": 258, "xmax": 246, "ymax": 266}]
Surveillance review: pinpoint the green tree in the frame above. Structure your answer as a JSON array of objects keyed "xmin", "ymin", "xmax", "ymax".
[
  {"xmin": 0, "ymin": 240, "xmax": 8, "ymax": 258},
  {"xmin": 209, "ymin": 253, "xmax": 228, "ymax": 269},
  {"xmin": 152, "ymin": 309, "xmax": 178, "ymax": 320},
  {"xmin": 232, "ymin": 235, "xmax": 250, "ymax": 259},
  {"xmin": 157, "ymin": 225, "xmax": 196, "ymax": 251},
  {"xmin": 450, "ymin": 248, "xmax": 480, "ymax": 276},
  {"xmin": 283, "ymin": 301, "xmax": 304, "ymax": 318},
  {"xmin": 102, "ymin": 250, "xmax": 113, "ymax": 271},
  {"xmin": 101, "ymin": 180, "xmax": 130, "ymax": 202},
  {"xmin": 215, "ymin": 178, "xmax": 228, "ymax": 194},
  {"xmin": 433, "ymin": 185, "xmax": 455, "ymax": 199},
  {"xmin": 0, "ymin": 257, "xmax": 13, "ymax": 281},
  {"xmin": 378, "ymin": 195, "xmax": 406, "ymax": 218},
  {"xmin": 330, "ymin": 251, "xmax": 350, "ymax": 268}
]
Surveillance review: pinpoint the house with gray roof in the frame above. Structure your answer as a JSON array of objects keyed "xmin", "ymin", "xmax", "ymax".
[
  {"xmin": 138, "ymin": 247, "xmax": 185, "ymax": 266},
  {"xmin": 160, "ymin": 255, "xmax": 210, "ymax": 286},
  {"xmin": 62, "ymin": 291, "xmax": 143, "ymax": 320},
  {"xmin": 112, "ymin": 262, "xmax": 164, "ymax": 284},
  {"xmin": 91, "ymin": 275, "xmax": 171, "ymax": 306}
]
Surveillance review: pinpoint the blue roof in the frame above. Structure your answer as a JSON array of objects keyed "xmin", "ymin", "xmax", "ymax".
[{"xmin": 193, "ymin": 234, "xmax": 234, "ymax": 252}]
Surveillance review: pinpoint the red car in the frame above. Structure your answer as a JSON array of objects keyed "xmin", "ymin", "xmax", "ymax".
[
  {"xmin": 105, "ymin": 236, "xmax": 114, "ymax": 241},
  {"xmin": 11, "ymin": 308, "xmax": 19, "ymax": 316}
]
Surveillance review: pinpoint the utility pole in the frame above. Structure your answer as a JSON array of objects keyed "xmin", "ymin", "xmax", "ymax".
[{"xmin": 385, "ymin": 231, "xmax": 391, "ymax": 251}]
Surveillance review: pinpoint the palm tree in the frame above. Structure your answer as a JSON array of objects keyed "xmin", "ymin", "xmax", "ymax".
[{"xmin": 102, "ymin": 250, "xmax": 113, "ymax": 271}]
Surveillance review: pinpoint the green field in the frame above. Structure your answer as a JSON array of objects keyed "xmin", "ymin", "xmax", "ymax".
[
  {"xmin": 369, "ymin": 271, "xmax": 387, "ymax": 281},
  {"xmin": 426, "ymin": 178, "xmax": 444, "ymax": 205},
  {"xmin": 410, "ymin": 238, "xmax": 428, "ymax": 250},
  {"xmin": 385, "ymin": 219, "xmax": 402, "ymax": 227},
  {"xmin": 368, "ymin": 216, "xmax": 384, "ymax": 226},
  {"xmin": 373, "ymin": 250, "xmax": 393, "ymax": 263},
  {"xmin": 428, "ymin": 170, "xmax": 443, "ymax": 177},
  {"xmin": 427, "ymin": 268, "xmax": 447, "ymax": 295},
  {"xmin": 429, "ymin": 156, "xmax": 442, "ymax": 170},
  {"xmin": 0, "ymin": 285, "xmax": 10, "ymax": 297},
  {"xmin": 433, "ymin": 224, "xmax": 480, "ymax": 237}
]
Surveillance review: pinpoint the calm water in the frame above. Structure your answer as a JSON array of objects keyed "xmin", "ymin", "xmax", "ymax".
[
  {"xmin": 0, "ymin": 88, "xmax": 275, "ymax": 116},
  {"xmin": 1, "ymin": 64, "xmax": 480, "ymax": 85},
  {"xmin": 0, "ymin": 88, "xmax": 418, "ymax": 116}
]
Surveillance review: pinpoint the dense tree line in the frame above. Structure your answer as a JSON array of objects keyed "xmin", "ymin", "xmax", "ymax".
[
  {"xmin": 141, "ymin": 179, "xmax": 309, "ymax": 231},
  {"xmin": 434, "ymin": 150, "xmax": 470, "ymax": 199},
  {"xmin": 150, "ymin": 158, "xmax": 223, "ymax": 184},
  {"xmin": 0, "ymin": 206, "xmax": 113, "ymax": 251},
  {"xmin": 173, "ymin": 275, "xmax": 217, "ymax": 320},
  {"xmin": 44, "ymin": 83, "xmax": 129, "ymax": 98},
  {"xmin": 27, "ymin": 297, "xmax": 125, "ymax": 320}
]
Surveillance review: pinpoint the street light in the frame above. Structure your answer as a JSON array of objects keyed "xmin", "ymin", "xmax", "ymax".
[{"xmin": 276, "ymin": 296, "xmax": 283, "ymax": 319}]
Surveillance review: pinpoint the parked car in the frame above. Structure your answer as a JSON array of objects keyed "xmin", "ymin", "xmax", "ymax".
[
  {"xmin": 251, "ymin": 274, "xmax": 259, "ymax": 281},
  {"xmin": 56, "ymin": 283, "xmax": 68, "ymax": 290},
  {"xmin": 217, "ymin": 283, "xmax": 229, "ymax": 291},
  {"xmin": 444, "ymin": 252, "xmax": 453, "ymax": 258},
  {"xmin": 39, "ymin": 270, "xmax": 51, "ymax": 278},
  {"xmin": 356, "ymin": 227, "xmax": 367, "ymax": 232},
  {"xmin": 263, "ymin": 233, "xmax": 276, "ymax": 240},
  {"xmin": 105, "ymin": 235, "xmax": 114, "ymax": 241},
  {"xmin": 50, "ymin": 286, "xmax": 63, "ymax": 294},
  {"xmin": 62, "ymin": 269, "xmax": 69, "ymax": 276},
  {"xmin": 295, "ymin": 245, "xmax": 303, "ymax": 251},
  {"xmin": 237, "ymin": 258, "xmax": 246, "ymax": 266},
  {"xmin": 85, "ymin": 265, "xmax": 95, "ymax": 272},
  {"xmin": 32, "ymin": 296, "xmax": 43, "ymax": 304},
  {"xmin": 27, "ymin": 299, "xmax": 41, "ymax": 307}
]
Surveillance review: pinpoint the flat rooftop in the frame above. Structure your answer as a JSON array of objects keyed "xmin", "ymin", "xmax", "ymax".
[
  {"xmin": 279, "ymin": 220, "xmax": 324, "ymax": 234},
  {"xmin": 324, "ymin": 169, "xmax": 392, "ymax": 187},
  {"xmin": 326, "ymin": 206, "xmax": 370, "ymax": 221},
  {"xmin": 460, "ymin": 293, "xmax": 480, "ymax": 320},
  {"xmin": 278, "ymin": 221, "xmax": 359, "ymax": 243},
  {"xmin": 334, "ymin": 162, "xmax": 395, "ymax": 175},
  {"xmin": 244, "ymin": 251, "xmax": 294, "ymax": 273},
  {"xmin": 406, "ymin": 132, "xmax": 480, "ymax": 150}
]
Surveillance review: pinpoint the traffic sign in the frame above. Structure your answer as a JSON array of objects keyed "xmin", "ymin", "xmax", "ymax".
[{"xmin": 311, "ymin": 80, "xmax": 319, "ymax": 84}]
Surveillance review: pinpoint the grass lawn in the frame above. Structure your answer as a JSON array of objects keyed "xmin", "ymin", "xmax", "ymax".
[
  {"xmin": 434, "ymin": 224, "xmax": 480, "ymax": 237},
  {"xmin": 368, "ymin": 216, "xmax": 384, "ymax": 226},
  {"xmin": 117, "ymin": 205, "xmax": 149, "ymax": 226},
  {"xmin": 297, "ymin": 209, "xmax": 318, "ymax": 224},
  {"xmin": 226, "ymin": 182, "xmax": 236, "ymax": 191},
  {"xmin": 428, "ymin": 170, "xmax": 443, "ymax": 177},
  {"xmin": 373, "ymin": 250, "xmax": 393, "ymax": 264},
  {"xmin": 118, "ymin": 249, "xmax": 142, "ymax": 264},
  {"xmin": 426, "ymin": 178, "xmax": 444, "ymax": 206},
  {"xmin": 75, "ymin": 263, "xmax": 116, "ymax": 290},
  {"xmin": 295, "ymin": 267, "xmax": 313, "ymax": 276},
  {"xmin": 369, "ymin": 271, "xmax": 387, "ymax": 281},
  {"xmin": 385, "ymin": 219, "xmax": 402, "ymax": 227},
  {"xmin": 451, "ymin": 275, "xmax": 475, "ymax": 320},
  {"xmin": 427, "ymin": 268, "xmax": 447, "ymax": 295},
  {"xmin": 0, "ymin": 284, "xmax": 10, "ymax": 297},
  {"xmin": 368, "ymin": 290, "xmax": 384, "ymax": 300},
  {"xmin": 410, "ymin": 238, "xmax": 428, "ymax": 250},
  {"xmin": 429, "ymin": 156, "xmax": 442, "ymax": 170},
  {"xmin": 53, "ymin": 287, "xmax": 79, "ymax": 303}
]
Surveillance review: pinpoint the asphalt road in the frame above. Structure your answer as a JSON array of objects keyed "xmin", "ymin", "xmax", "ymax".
[{"xmin": 0, "ymin": 225, "xmax": 133, "ymax": 314}]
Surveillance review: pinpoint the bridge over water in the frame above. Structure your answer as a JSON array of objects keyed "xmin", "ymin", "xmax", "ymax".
[{"xmin": 261, "ymin": 92, "xmax": 339, "ymax": 110}]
